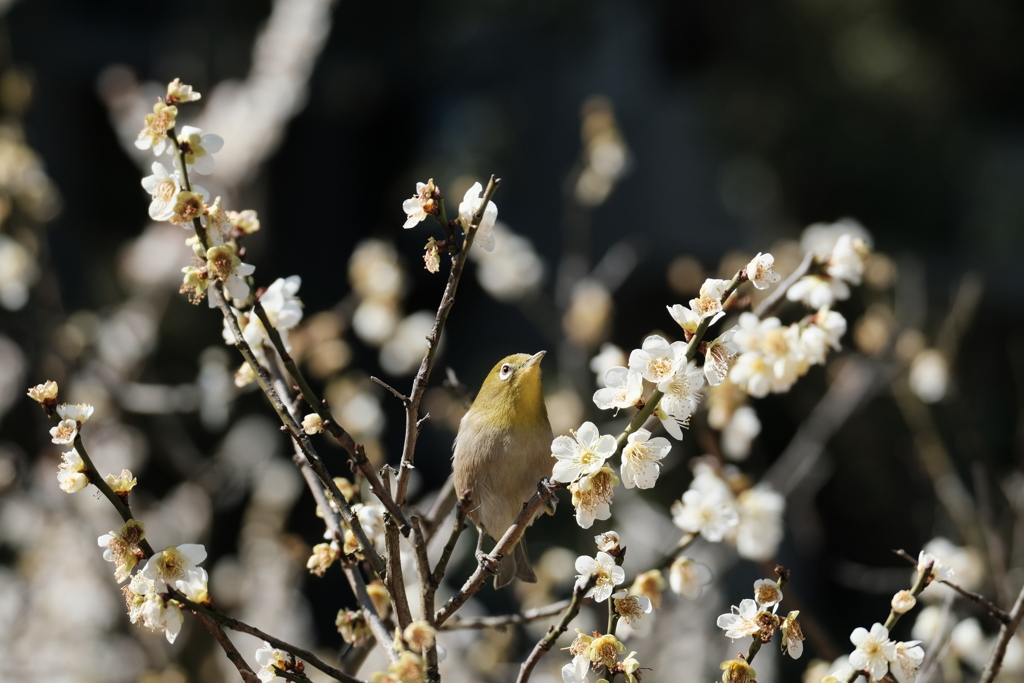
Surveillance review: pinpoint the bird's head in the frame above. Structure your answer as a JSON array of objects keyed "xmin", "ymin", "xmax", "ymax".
[{"xmin": 472, "ymin": 351, "xmax": 549, "ymax": 428}]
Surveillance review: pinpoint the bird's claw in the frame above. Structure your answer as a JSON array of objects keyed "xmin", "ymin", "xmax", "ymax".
[{"xmin": 476, "ymin": 551, "xmax": 500, "ymax": 575}]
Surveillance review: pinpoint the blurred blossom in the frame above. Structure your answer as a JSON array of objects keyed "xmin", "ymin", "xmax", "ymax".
[
  {"xmin": 545, "ymin": 388, "xmax": 584, "ymax": 438},
  {"xmin": 349, "ymin": 239, "xmax": 404, "ymax": 300},
  {"xmin": 198, "ymin": 347, "xmax": 235, "ymax": 431},
  {"xmin": 380, "ymin": 310, "xmax": 438, "ymax": 375},
  {"xmin": 721, "ymin": 406, "xmax": 761, "ymax": 461},
  {"xmin": 918, "ymin": 537, "xmax": 984, "ymax": 598},
  {"xmin": 910, "ymin": 604, "xmax": 944, "ymax": 644},
  {"xmin": 950, "ymin": 618, "xmax": 987, "ymax": 670},
  {"xmin": 0, "ymin": 334, "xmax": 25, "ymax": 418},
  {"xmin": 590, "ymin": 343, "xmax": 627, "ymax": 386},
  {"xmin": 327, "ymin": 376, "xmax": 385, "ymax": 439},
  {"xmin": 800, "ymin": 218, "xmax": 873, "ymax": 258},
  {"xmin": 0, "ymin": 234, "xmax": 37, "ymax": 309},
  {"xmin": 352, "ymin": 298, "xmax": 400, "ymax": 347},
  {"xmin": 563, "ymin": 278, "xmax": 612, "ymax": 348},
  {"xmin": 119, "ymin": 222, "xmax": 193, "ymax": 289},
  {"xmin": 853, "ymin": 304, "xmax": 894, "ymax": 356},
  {"xmin": 471, "ymin": 223, "xmax": 544, "ymax": 302},
  {"xmin": 97, "ymin": 301, "xmax": 159, "ymax": 373},
  {"xmin": 575, "ymin": 96, "xmax": 630, "ymax": 207},
  {"xmin": 734, "ymin": 485, "xmax": 785, "ymax": 561},
  {"xmin": 908, "ymin": 349, "xmax": 948, "ymax": 403},
  {"xmin": 667, "ymin": 255, "xmax": 706, "ymax": 296}
]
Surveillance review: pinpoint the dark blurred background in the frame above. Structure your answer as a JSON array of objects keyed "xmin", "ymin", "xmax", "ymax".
[{"xmin": 3, "ymin": 0, "xmax": 1024, "ymax": 681}]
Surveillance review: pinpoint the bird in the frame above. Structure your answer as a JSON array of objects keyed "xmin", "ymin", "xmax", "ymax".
[{"xmin": 452, "ymin": 351, "xmax": 554, "ymax": 588}]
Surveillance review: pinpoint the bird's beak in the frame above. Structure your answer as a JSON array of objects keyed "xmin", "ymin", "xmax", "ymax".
[{"xmin": 525, "ymin": 350, "xmax": 546, "ymax": 368}]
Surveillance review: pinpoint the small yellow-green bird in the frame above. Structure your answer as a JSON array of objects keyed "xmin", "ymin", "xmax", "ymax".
[{"xmin": 452, "ymin": 351, "xmax": 554, "ymax": 588}]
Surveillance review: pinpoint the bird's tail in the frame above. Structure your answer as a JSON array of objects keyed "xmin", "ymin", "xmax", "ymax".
[{"xmin": 493, "ymin": 538, "xmax": 538, "ymax": 589}]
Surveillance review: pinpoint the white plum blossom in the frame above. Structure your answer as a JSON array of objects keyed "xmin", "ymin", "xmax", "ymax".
[
  {"xmin": 690, "ymin": 278, "xmax": 731, "ymax": 325},
  {"xmin": 570, "ymin": 466, "xmax": 616, "ymax": 528},
  {"xmin": 130, "ymin": 586, "xmax": 184, "ymax": 644},
  {"xmin": 141, "ymin": 162, "xmax": 183, "ymax": 221},
  {"xmin": 657, "ymin": 360, "xmax": 705, "ymax": 438},
  {"xmin": 704, "ymin": 332, "xmax": 737, "ymax": 386},
  {"xmin": 849, "ymin": 623, "xmax": 896, "ymax": 681},
  {"xmin": 56, "ymin": 403, "xmax": 94, "ymax": 424},
  {"xmin": 260, "ymin": 276, "xmax": 304, "ymax": 332},
  {"xmin": 574, "ymin": 551, "xmax": 625, "ymax": 602},
  {"xmin": 745, "ymin": 252, "xmax": 781, "ymax": 290},
  {"xmin": 255, "ymin": 642, "xmax": 290, "ymax": 682},
  {"xmin": 629, "ymin": 335, "xmax": 686, "ymax": 383},
  {"xmin": 50, "ymin": 419, "xmax": 78, "ymax": 445},
  {"xmin": 827, "ymin": 233, "xmax": 868, "ymax": 284},
  {"xmin": 551, "ymin": 422, "xmax": 616, "ymax": 483},
  {"xmin": 917, "ymin": 548, "xmax": 955, "ymax": 583},
  {"xmin": 593, "ymin": 366, "xmax": 643, "ymax": 411},
  {"xmin": 402, "ymin": 179, "xmax": 437, "ymax": 228},
  {"xmin": 57, "ymin": 447, "xmax": 88, "ymax": 493},
  {"xmin": 669, "ymin": 556, "xmax": 713, "ymax": 599},
  {"xmin": 176, "ymin": 125, "xmax": 224, "ymax": 175},
  {"xmin": 620, "ymin": 428, "xmax": 671, "ymax": 489},
  {"xmin": 472, "ymin": 224, "xmax": 544, "ymax": 301},
  {"xmin": 612, "ymin": 591, "xmax": 652, "ymax": 626},
  {"xmin": 671, "ymin": 486, "xmax": 739, "ymax": 542},
  {"xmin": 753, "ymin": 579, "xmax": 783, "ymax": 610},
  {"xmin": 667, "ymin": 303, "xmax": 701, "ymax": 336},
  {"xmin": 781, "ymin": 611, "xmax": 805, "ymax": 659},
  {"xmin": 920, "ymin": 537, "xmax": 984, "ymax": 594},
  {"xmin": 717, "ymin": 599, "xmax": 760, "ymax": 640},
  {"xmin": 561, "ymin": 654, "xmax": 593, "ymax": 683},
  {"xmin": 891, "ymin": 640, "xmax": 924, "ymax": 683},
  {"xmin": 458, "ymin": 181, "xmax": 498, "ymax": 252},
  {"xmin": 141, "ymin": 543, "xmax": 209, "ymax": 594}
]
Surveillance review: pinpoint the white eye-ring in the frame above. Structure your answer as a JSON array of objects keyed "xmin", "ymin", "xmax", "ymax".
[{"xmin": 499, "ymin": 364, "xmax": 513, "ymax": 380}]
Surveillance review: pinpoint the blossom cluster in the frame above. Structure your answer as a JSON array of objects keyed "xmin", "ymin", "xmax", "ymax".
[
  {"xmin": 718, "ymin": 577, "xmax": 804, "ymax": 658},
  {"xmin": 133, "ymin": 79, "xmax": 263, "ymax": 306},
  {"xmin": 671, "ymin": 461, "xmax": 785, "ymax": 561},
  {"xmin": 787, "ymin": 219, "xmax": 872, "ymax": 309}
]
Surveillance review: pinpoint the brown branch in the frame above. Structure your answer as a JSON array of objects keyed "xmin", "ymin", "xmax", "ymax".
[
  {"xmin": 410, "ymin": 516, "xmax": 440, "ymax": 683},
  {"xmin": 893, "ymin": 549, "xmax": 1010, "ymax": 624},
  {"xmin": 435, "ymin": 478, "xmax": 563, "ymax": 627},
  {"xmin": 192, "ymin": 612, "xmax": 260, "ymax": 682},
  {"xmin": 215, "ymin": 284, "xmax": 385, "ymax": 575},
  {"xmin": 422, "ymin": 478, "xmax": 458, "ymax": 543},
  {"xmin": 176, "ymin": 594, "xmax": 364, "ymax": 683},
  {"xmin": 516, "ymin": 575, "xmax": 598, "ymax": 683},
  {"xmin": 753, "ymin": 249, "xmax": 815, "ymax": 319},
  {"xmin": 251, "ymin": 298, "xmax": 411, "ymax": 539},
  {"xmin": 979, "ymin": 583, "xmax": 1024, "ymax": 683},
  {"xmin": 371, "ymin": 376, "xmax": 410, "ymax": 405},
  {"xmin": 343, "ymin": 563, "xmax": 400, "ymax": 664},
  {"xmin": 395, "ymin": 175, "xmax": 501, "ymax": 507},
  {"xmin": 382, "ymin": 470, "xmax": 413, "ymax": 631},
  {"xmin": 440, "ymin": 599, "xmax": 571, "ymax": 631},
  {"xmin": 432, "ymin": 491, "xmax": 472, "ymax": 587}
]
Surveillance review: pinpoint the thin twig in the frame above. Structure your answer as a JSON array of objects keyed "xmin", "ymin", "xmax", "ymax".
[
  {"xmin": 192, "ymin": 612, "xmax": 260, "ymax": 682},
  {"xmin": 440, "ymin": 600, "xmax": 572, "ymax": 631},
  {"xmin": 435, "ymin": 479, "xmax": 563, "ymax": 627},
  {"xmin": 516, "ymin": 575, "xmax": 599, "ymax": 683},
  {"xmin": 176, "ymin": 594, "xmax": 364, "ymax": 683},
  {"xmin": 395, "ymin": 175, "xmax": 501, "ymax": 507},
  {"xmin": 893, "ymin": 549, "xmax": 1010, "ymax": 624},
  {"xmin": 343, "ymin": 563, "xmax": 400, "ymax": 664},
  {"xmin": 753, "ymin": 250, "xmax": 815, "ymax": 319},
  {"xmin": 979, "ymin": 583, "xmax": 1024, "ymax": 683},
  {"xmin": 371, "ymin": 376, "xmax": 410, "ymax": 404},
  {"xmin": 423, "ymin": 478, "xmax": 458, "ymax": 542},
  {"xmin": 252, "ymin": 299, "xmax": 411, "ymax": 538},
  {"xmin": 216, "ymin": 284, "xmax": 384, "ymax": 575},
  {"xmin": 410, "ymin": 516, "xmax": 440, "ymax": 683},
  {"xmin": 382, "ymin": 470, "xmax": 413, "ymax": 631},
  {"xmin": 432, "ymin": 491, "xmax": 472, "ymax": 587}
]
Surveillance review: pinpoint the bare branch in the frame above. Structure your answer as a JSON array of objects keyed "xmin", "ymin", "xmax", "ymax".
[
  {"xmin": 395, "ymin": 176, "xmax": 501, "ymax": 507},
  {"xmin": 432, "ymin": 491, "xmax": 472, "ymax": 587},
  {"xmin": 893, "ymin": 549, "xmax": 1010, "ymax": 624},
  {"xmin": 192, "ymin": 612, "xmax": 261, "ymax": 682},
  {"xmin": 371, "ymin": 375, "xmax": 410, "ymax": 405},
  {"xmin": 979, "ymin": 583, "xmax": 1024, "ymax": 683},
  {"xmin": 435, "ymin": 479, "xmax": 563, "ymax": 626},
  {"xmin": 440, "ymin": 599, "xmax": 571, "ymax": 631},
  {"xmin": 516, "ymin": 575, "xmax": 598, "ymax": 683}
]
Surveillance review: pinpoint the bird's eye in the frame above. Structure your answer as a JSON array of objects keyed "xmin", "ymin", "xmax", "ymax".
[{"xmin": 499, "ymin": 364, "xmax": 513, "ymax": 380}]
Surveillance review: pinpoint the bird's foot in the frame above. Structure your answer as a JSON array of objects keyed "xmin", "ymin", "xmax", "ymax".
[{"xmin": 476, "ymin": 550, "xmax": 500, "ymax": 575}]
